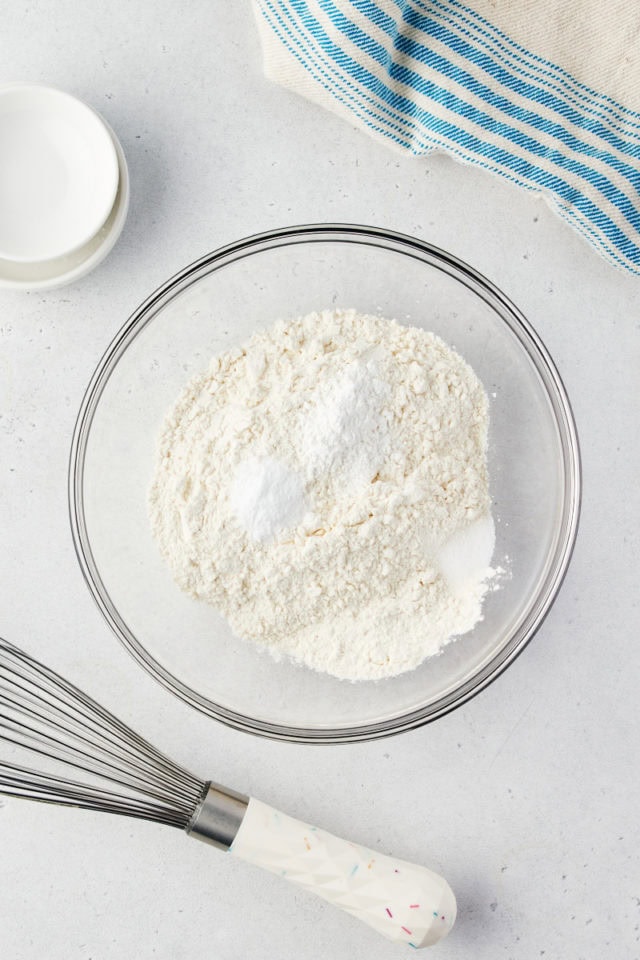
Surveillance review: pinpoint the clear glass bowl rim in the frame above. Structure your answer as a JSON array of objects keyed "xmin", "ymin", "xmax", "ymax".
[{"xmin": 69, "ymin": 223, "xmax": 581, "ymax": 744}]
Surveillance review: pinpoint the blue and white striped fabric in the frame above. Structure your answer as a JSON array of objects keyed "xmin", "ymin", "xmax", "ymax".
[{"xmin": 254, "ymin": 0, "xmax": 640, "ymax": 275}]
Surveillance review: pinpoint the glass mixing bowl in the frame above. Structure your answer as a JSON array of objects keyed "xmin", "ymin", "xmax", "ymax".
[{"xmin": 69, "ymin": 224, "xmax": 580, "ymax": 743}]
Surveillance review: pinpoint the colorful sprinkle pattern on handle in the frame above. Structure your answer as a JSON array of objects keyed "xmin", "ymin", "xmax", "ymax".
[{"xmin": 229, "ymin": 798, "xmax": 456, "ymax": 948}]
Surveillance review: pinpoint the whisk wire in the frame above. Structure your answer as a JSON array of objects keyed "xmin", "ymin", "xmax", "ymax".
[
  {"xmin": 0, "ymin": 686, "xmax": 196, "ymax": 805},
  {"xmin": 0, "ymin": 640, "xmax": 205, "ymax": 827},
  {"xmin": 0, "ymin": 762, "xmax": 188, "ymax": 825},
  {"xmin": 3, "ymin": 645, "xmax": 198, "ymax": 791},
  {"xmin": 40, "ymin": 657, "xmax": 198, "ymax": 791}
]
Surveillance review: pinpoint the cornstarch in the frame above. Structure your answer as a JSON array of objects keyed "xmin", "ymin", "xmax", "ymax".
[{"xmin": 149, "ymin": 308, "xmax": 495, "ymax": 681}]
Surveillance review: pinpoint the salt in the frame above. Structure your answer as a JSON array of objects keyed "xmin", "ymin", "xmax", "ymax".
[{"xmin": 436, "ymin": 516, "xmax": 496, "ymax": 594}]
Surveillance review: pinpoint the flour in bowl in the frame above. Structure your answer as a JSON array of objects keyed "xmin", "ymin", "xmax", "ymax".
[{"xmin": 149, "ymin": 308, "xmax": 496, "ymax": 681}]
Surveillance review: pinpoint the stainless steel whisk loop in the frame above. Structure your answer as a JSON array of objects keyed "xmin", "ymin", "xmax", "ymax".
[{"xmin": 0, "ymin": 638, "xmax": 205, "ymax": 826}]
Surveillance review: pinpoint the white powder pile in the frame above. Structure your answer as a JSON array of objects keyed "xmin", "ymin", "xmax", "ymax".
[
  {"xmin": 230, "ymin": 456, "xmax": 307, "ymax": 542},
  {"xmin": 149, "ymin": 308, "xmax": 495, "ymax": 681}
]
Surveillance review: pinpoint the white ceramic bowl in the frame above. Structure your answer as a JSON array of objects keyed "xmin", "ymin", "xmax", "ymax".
[
  {"xmin": 0, "ymin": 110, "xmax": 129, "ymax": 291},
  {"xmin": 0, "ymin": 84, "xmax": 119, "ymax": 263}
]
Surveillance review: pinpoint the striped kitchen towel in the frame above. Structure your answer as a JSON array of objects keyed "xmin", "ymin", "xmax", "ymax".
[{"xmin": 253, "ymin": 0, "xmax": 640, "ymax": 275}]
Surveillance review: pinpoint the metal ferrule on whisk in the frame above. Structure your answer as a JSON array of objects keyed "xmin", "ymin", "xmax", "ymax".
[{"xmin": 186, "ymin": 781, "xmax": 249, "ymax": 850}]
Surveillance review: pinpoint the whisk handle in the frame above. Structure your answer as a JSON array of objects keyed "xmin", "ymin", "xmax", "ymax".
[{"xmin": 226, "ymin": 798, "xmax": 456, "ymax": 949}]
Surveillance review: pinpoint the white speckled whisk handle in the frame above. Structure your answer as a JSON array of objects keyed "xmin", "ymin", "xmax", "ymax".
[{"xmin": 229, "ymin": 799, "xmax": 456, "ymax": 949}]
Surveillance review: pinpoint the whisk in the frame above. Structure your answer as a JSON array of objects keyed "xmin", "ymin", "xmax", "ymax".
[{"xmin": 0, "ymin": 638, "xmax": 455, "ymax": 949}]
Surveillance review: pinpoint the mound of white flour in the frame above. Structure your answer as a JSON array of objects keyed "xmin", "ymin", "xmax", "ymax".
[{"xmin": 149, "ymin": 309, "xmax": 494, "ymax": 681}]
